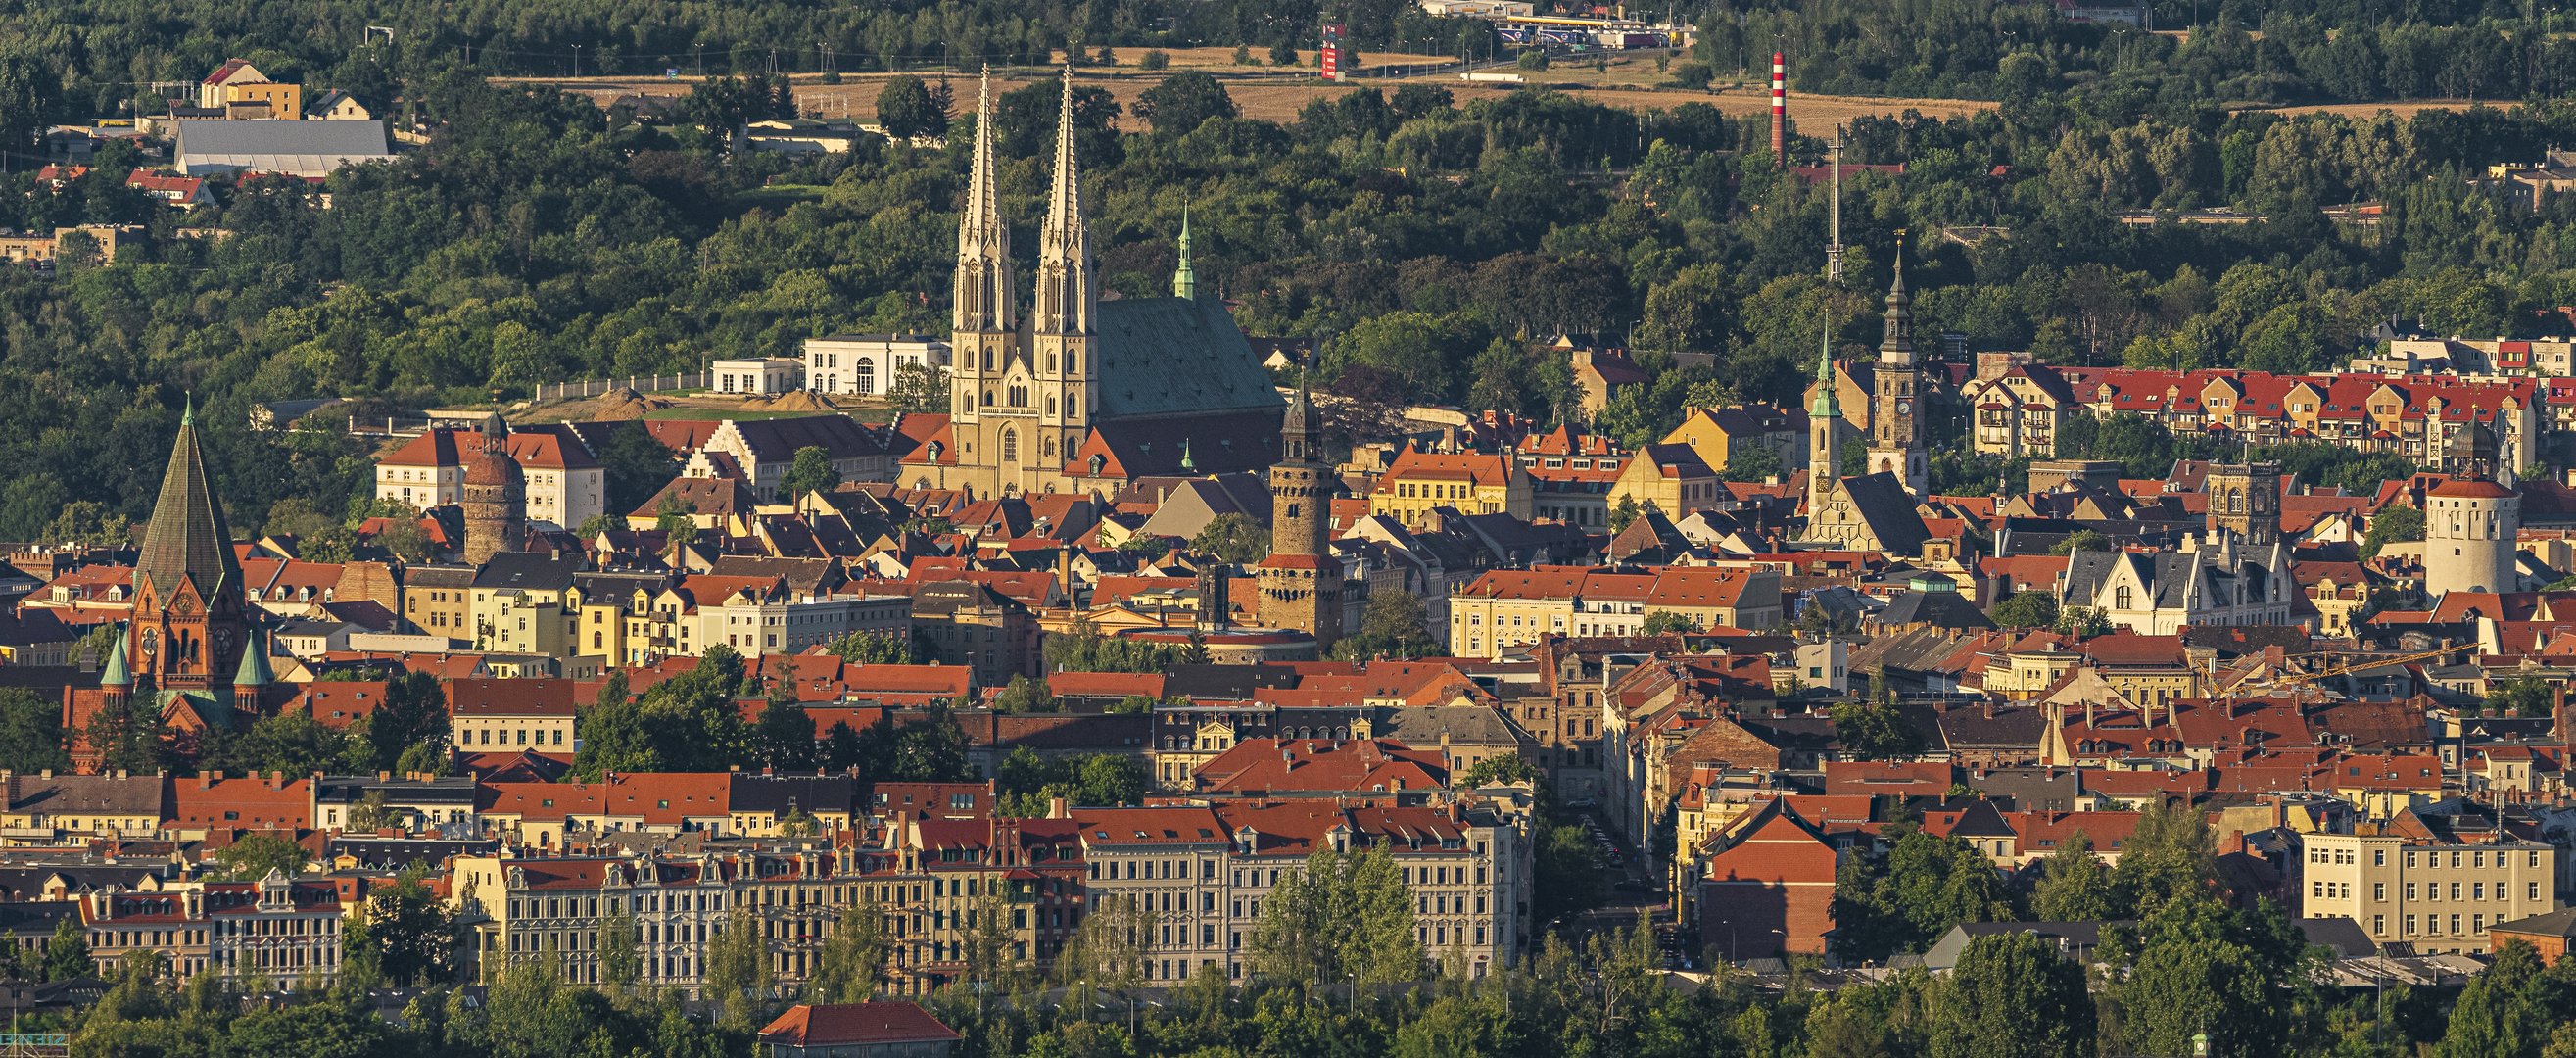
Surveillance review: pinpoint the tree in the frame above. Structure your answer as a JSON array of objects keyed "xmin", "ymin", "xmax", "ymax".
[
  {"xmin": 0, "ymin": 687, "xmax": 69, "ymax": 774},
  {"xmin": 1191, "ymin": 512, "xmax": 1269, "ymax": 563},
  {"xmin": 1518, "ymin": 49, "xmax": 1550, "ymax": 72},
  {"xmin": 41, "ymin": 918, "xmax": 89, "ymax": 982},
  {"xmin": 2054, "ymin": 606, "xmax": 2112, "ymax": 637},
  {"xmin": 2362, "ymin": 503, "xmax": 2425, "ymax": 558},
  {"xmin": 1830, "ymin": 699, "xmax": 1925, "ymax": 761},
  {"xmin": 356, "ymin": 866, "xmax": 459, "ymax": 986},
  {"xmin": 212, "ymin": 834, "xmax": 310, "ymax": 881},
  {"xmin": 86, "ymin": 694, "xmax": 165, "ymax": 778},
  {"xmin": 2048, "ymin": 529, "xmax": 2110, "ymax": 556},
  {"xmin": 2028, "ymin": 831, "xmax": 2119, "ymax": 922},
  {"xmin": 598, "ymin": 904, "xmax": 643, "ymax": 993},
  {"xmin": 1249, "ymin": 845, "xmax": 1422, "ymax": 987},
  {"xmin": 1929, "ymin": 931, "xmax": 2095, "ymax": 1058},
  {"xmin": 2437, "ymin": 938, "xmax": 2559, "ymax": 1058},
  {"xmin": 808, "ymin": 894, "xmax": 888, "ymax": 1004},
  {"xmin": 2115, "ymin": 894, "xmax": 2311, "ymax": 1058},
  {"xmin": 749, "ymin": 697, "xmax": 817, "ymax": 768},
  {"xmin": 873, "ymin": 74, "xmax": 946, "ymax": 141},
  {"xmin": 1059, "ymin": 891, "xmax": 1149, "ymax": 1030},
  {"xmin": 1330, "ymin": 590, "xmax": 1441, "ymax": 662},
  {"xmin": 700, "ymin": 903, "xmax": 771, "ymax": 1027},
  {"xmin": 2109, "ymin": 800, "xmax": 2218, "ymax": 919},
  {"xmin": 884, "ymin": 363, "xmax": 949, "ymax": 415},
  {"xmin": 2491, "ymin": 677, "xmax": 2557, "ymax": 719},
  {"xmin": 827, "ymin": 630, "xmax": 917, "ymax": 665},
  {"xmin": 1456, "ymin": 751, "xmax": 1538, "ymax": 788},
  {"xmin": 1641, "ymin": 611, "xmax": 1697, "ymax": 635},
  {"xmin": 1987, "ymin": 591, "xmax": 2061, "ymax": 630},
  {"xmin": 1135, "ymin": 71, "xmax": 1237, "ymax": 134},
  {"xmin": 1271, "ymin": 41, "xmax": 1301, "ymax": 66},
  {"xmin": 1834, "ymin": 829, "xmax": 2015, "ymax": 961},
  {"xmin": 365, "ymin": 671, "xmax": 448, "ymax": 773},
  {"xmin": 1608, "ymin": 495, "xmax": 1642, "ymax": 533},
  {"xmin": 779, "ymin": 445, "xmax": 841, "ymax": 499}
]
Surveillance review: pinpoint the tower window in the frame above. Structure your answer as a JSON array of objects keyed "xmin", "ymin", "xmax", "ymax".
[{"xmin": 1002, "ymin": 430, "xmax": 1019, "ymax": 463}]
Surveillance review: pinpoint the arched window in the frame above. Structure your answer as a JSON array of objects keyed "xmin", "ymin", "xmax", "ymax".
[
  {"xmin": 1066, "ymin": 351, "xmax": 1078, "ymax": 374},
  {"xmin": 855, "ymin": 358, "xmax": 876, "ymax": 395},
  {"xmin": 1042, "ymin": 435, "xmax": 1056, "ymax": 457},
  {"xmin": 1047, "ymin": 395, "xmax": 1057, "ymax": 416},
  {"xmin": 1001, "ymin": 429, "xmax": 1019, "ymax": 463}
]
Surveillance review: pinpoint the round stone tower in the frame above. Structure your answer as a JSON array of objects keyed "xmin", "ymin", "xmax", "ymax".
[
  {"xmin": 460, "ymin": 411, "xmax": 526, "ymax": 566},
  {"xmin": 2422, "ymin": 416, "xmax": 2520, "ymax": 600}
]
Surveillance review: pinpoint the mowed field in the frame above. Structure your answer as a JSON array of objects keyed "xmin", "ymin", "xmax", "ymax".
[{"xmin": 506, "ymin": 58, "xmax": 1994, "ymax": 130}]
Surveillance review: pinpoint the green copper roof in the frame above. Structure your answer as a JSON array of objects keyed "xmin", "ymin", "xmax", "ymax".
[
  {"xmin": 100, "ymin": 629, "xmax": 129, "ymax": 687},
  {"xmin": 1809, "ymin": 324, "xmax": 1840, "ymax": 418},
  {"xmin": 233, "ymin": 630, "xmax": 272, "ymax": 688},
  {"xmin": 135, "ymin": 412, "xmax": 241, "ymax": 604},
  {"xmin": 1172, "ymin": 207, "xmax": 1197, "ymax": 301},
  {"xmin": 1094, "ymin": 296, "xmax": 1285, "ymax": 420}
]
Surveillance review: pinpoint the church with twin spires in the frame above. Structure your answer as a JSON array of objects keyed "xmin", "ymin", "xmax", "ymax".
[{"xmin": 900, "ymin": 69, "xmax": 1286, "ymax": 498}]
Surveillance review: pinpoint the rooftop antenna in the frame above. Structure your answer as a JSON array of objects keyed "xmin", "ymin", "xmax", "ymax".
[{"xmin": 1828, "ymin": 126, "xmax": 1844, "ymax": 282}]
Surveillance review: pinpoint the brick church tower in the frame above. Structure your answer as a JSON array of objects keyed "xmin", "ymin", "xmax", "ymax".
[{"xmin": 124, "ymin": 400, "xmax": 249, "ymax": 693}]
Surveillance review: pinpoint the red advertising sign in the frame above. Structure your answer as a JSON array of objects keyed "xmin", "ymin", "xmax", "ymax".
[{"xmin": 1320, "ymin": 23, "xmax": 1344, "ymax": 80}]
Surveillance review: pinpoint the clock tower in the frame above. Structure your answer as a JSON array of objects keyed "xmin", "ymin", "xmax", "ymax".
[
  {"xmin": 1865, "ymin": 235, "xmax": 1929, "ymax": 497},
  {"xmin": 126, "ymin": 399, "xmax": 249, "ymax": 694}
]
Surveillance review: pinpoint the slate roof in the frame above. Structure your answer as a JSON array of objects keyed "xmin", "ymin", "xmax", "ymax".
[
  {"xmin": 1093, "ymin": 297, "xmax": 1287, "ymax": 419},
  {"xmin": 1878, "ymin": 588, "xmax": 1996, "ymax": 631},
  {"xmin": 1836, "ymin": 471, "xmax": 1931, "ymax": 555},
  {"xmin": 137, "ymin": 413, "xmax": 241, "ymax": 601},
  {"xmin": 471, "ymin": 552, "xmax": 583, "ymax": 591}
]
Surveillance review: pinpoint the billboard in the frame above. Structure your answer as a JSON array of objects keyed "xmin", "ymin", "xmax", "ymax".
[{"xmin": 1320, "ymin": 23, "xmax": 1345, "ymax": 80}]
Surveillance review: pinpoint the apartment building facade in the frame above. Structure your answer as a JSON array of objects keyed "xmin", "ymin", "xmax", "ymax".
[{"xmin": 2300, "ymin": 824, "xmax": 2560, "ymax": 955}]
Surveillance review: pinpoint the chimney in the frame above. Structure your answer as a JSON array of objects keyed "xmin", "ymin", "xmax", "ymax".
[
  {"xmin": 1770, "ymin": 51, "xmax": 1787, "ymax": 167},
  {"xmin": 1049, "ymin": 796, "xmax": 1068, "ymax": 819},
  {"xmin": 1980, "ymin": 699, "xmax": 1995, "ymax": 720}
]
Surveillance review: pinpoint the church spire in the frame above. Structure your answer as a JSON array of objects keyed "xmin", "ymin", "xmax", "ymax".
[
  {"xmin": 137, "ymin": 401, "xmax": 240, "ymax": 602},
  {"xmin": 1035, "ymin": 64, "xmax": 1096, "ymax": 337},
  {"xmin": 1172, "ymin": 204, "xmax": 1197, "ymax": 301},
  {"xmin": 1808, "ymin": 319, "xmax": 1843, "ymax": 525},
  {"xmin": 1810, "ymin": 325, "xmax": 1838, "ymax": 418},
  {"xmin": 953, "ymin": 65, "xmax": 1013, "ymax": 334},
  {"xmin": 1879, "ymin": 230, "xmax": 1914, "ymax": 363}
]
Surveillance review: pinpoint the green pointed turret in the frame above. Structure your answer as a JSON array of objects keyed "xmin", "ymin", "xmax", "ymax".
[
  {"xmin": 1809, "ymin": 325, "xmax": 1839, "ymax": 419},
  {"xmin": 1179, "ymin": 438, "xmax": 1196, "ymax": 472},
  {"xmin": 232, "ymin": 629, "xmax": 272, "ymax": 688},
  {"xmin": 1172, "ymin": 206, "xmax": 1198, "ymax": 301},
  {"xmin": 100, "ymin": 630, "xmax": 130, "ymax": 688}
]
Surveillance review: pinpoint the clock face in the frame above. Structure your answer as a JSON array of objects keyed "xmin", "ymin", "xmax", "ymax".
[{"xmin": 1897, "ymin": 400, "xmax": 1913, "ymax": 415}]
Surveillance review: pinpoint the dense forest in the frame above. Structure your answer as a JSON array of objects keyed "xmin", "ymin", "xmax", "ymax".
[{"xmin": 2, "ymin": 3, "xmax": 2576, "ymax": 541}]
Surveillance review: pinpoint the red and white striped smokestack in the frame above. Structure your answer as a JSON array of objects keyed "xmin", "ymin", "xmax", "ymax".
[{"xmin": 1770, "ymin": 51, "xmax": 1787, "ymax": 168}]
